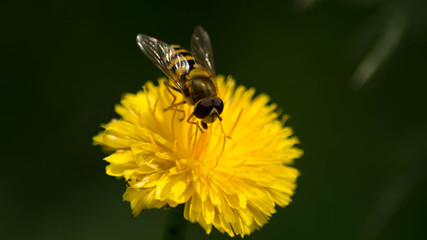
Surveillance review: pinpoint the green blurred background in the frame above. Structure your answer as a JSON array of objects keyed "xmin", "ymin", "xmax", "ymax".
[{"xmin": 2, "ymin": 0, "xmax": 427, "ymax": 239}]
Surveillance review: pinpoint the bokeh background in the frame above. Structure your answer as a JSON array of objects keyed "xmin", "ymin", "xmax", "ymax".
[{"xmin": 2, "ymin": 0, "xmax": 427, "ymax": 239}]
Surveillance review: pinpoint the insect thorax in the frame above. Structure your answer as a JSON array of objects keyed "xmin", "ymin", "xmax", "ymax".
[{"xmin": 187, "ymin": 76, "xmax": 217, "ymax": 105}]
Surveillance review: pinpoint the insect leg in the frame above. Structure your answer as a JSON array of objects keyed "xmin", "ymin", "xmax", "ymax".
[
  {"xmin": 164, "ymin": 81, "xmax": 180, "ymax": 105},
  {"xmin": 165, "ymin": 100, "xmax": 186, "ymax": 121},
  {"xmin": 187, "ymin": 112, "xmax": 204, "ymax": 133},
  {"xmin": 216, "ymin": 113, "xmax": 231, "ymax": 139},
  {"xmin": 163, "ymin": 81, "xmax": 186, "ymax": 120}
]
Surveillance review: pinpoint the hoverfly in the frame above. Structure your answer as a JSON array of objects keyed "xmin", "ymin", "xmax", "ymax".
[{"xmin": 137, "ymin": 26, "xmax": 223, "ymax": 131}]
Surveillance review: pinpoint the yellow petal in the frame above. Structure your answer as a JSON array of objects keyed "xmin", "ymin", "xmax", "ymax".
[{"xmin": 93, "ymin": 76, "xmax": 303, "ymax": 237}]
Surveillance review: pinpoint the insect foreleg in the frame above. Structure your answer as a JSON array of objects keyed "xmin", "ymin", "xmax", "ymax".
[{"xmin": 187, "ymin": 112, "xmax": 204, "ymax": 133}]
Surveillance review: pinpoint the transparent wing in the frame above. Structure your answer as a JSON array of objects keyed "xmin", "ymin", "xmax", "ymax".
[
  {"xmin": 191, "ymin": 25, "xmax": 216, "ymax": 79},
  {"xmin": 136, "ymin": 34, "xmax": 189, "ymax": 92}
]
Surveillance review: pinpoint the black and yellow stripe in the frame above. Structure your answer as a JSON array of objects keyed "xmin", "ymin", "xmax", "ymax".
[{"xmin": 167, "ymin": 45, "xmax": 196, "ymax": 78}]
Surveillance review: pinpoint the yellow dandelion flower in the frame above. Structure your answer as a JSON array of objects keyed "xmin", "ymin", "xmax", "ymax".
[{"xmin": 93, "ymin": 76, "xmax": 303, "ymax": 237}]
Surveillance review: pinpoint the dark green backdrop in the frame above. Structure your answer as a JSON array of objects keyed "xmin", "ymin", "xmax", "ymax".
[{"xmin": 2, "ymin": 0, "xmax": 427, "ymax": 239}]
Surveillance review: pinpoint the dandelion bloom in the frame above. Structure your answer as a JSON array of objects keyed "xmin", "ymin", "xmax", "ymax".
[{"xmin": 93, "ymin": 76, "xmax": 303, "ymax": 237}]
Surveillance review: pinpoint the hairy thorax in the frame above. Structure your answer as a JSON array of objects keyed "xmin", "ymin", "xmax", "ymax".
[{"xmin": 186, "ymin": 77, "xmax": 217, "ymax": 104}]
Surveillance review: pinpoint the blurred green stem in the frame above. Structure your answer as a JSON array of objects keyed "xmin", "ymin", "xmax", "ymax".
[{"xmin": 162, "ymin": 209, "xmax": 187, "ymax": 240}]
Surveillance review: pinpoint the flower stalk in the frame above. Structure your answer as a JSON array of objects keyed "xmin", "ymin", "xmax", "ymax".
[{"xmin": 162, "ymin": 208, "xmax": 187, "ymax": 240}]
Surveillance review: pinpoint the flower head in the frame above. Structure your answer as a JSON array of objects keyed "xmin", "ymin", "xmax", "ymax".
[{"xmin": 93, "ymin": 76, "xmax": 303, "ymax": 237}]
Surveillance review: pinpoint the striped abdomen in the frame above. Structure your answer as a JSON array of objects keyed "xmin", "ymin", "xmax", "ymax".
[{"xmin": 169, "ymin": 45, "xmax": 210, "ymax": 81}]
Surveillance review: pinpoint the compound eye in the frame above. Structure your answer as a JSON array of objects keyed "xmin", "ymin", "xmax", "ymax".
[
  {"xmin": 213, "ymin": 98, "xmax": 224, "ymax": 114},
  {"xmin": 194, "ymin": 99, "xmax": 213, "ymax": 119}
]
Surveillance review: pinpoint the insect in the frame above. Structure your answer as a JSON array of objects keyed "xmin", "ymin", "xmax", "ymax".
[{"xmin": 137, "ymin": 26, "xmax": 223, "ymax": 131}]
